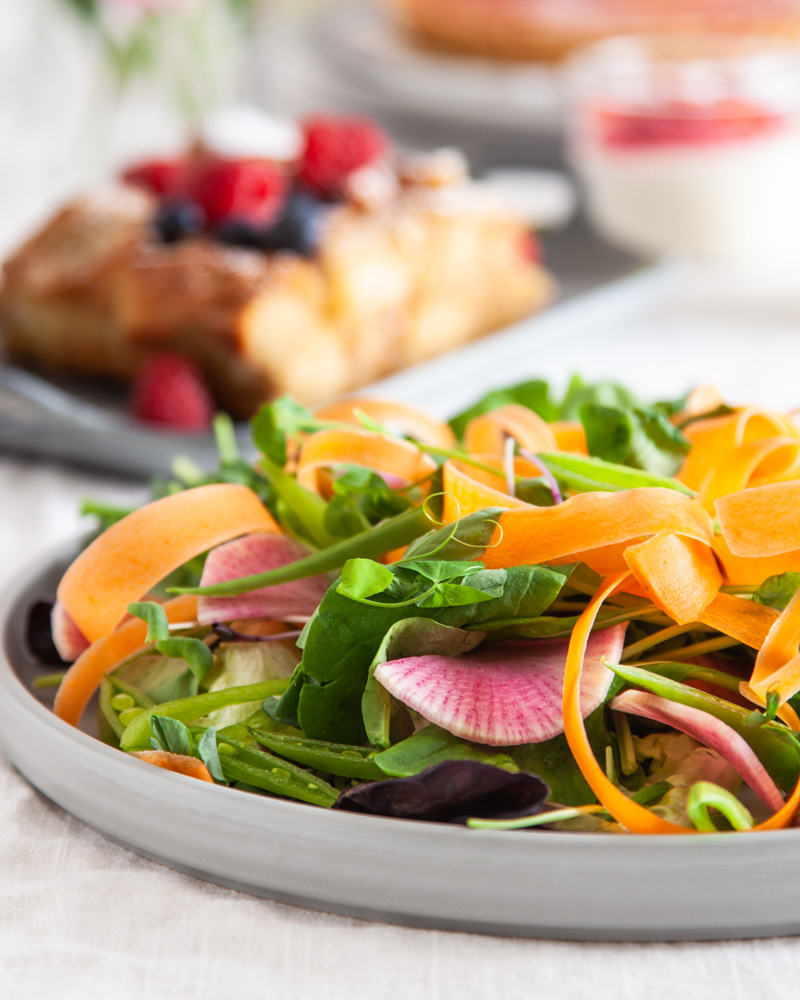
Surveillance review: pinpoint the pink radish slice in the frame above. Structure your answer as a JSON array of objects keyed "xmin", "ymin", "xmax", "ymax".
[
  {"xmin": 197, "ymin": 533, "xmax": 329, "ymax": 626},
  {"xmin": 610, "ymin": 690, "xmax": 784, "ymax": 812},
  {"xmin": 374, "ymin": 624, "xmax": 627, "ymax": 746},
  {"xmin": 51, "ymin": 601, "xmax": 90, "ymax": 662}
]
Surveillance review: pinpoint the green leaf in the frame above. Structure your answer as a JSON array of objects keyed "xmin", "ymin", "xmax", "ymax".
[
  {"xmin": 449, "ymin": 379, "xmax": 558, "ymax": 437},
  {"xmin": 753, "ymin": 572, "xmax": 800, "ymax": 611},
  {"xmin": 150, "ymin": 715, "xmax": 195, "ymax": 757},
  {"xmin": 337, "ymin": 559, "xmax": 395, "ymax": 601},
  {"xmin": 128, "ymin": 601, "xmax": 170, "ymax": 643},
  {"xmin": 403, "ymin": 507, "xmax": 507, "ymax": 561},
  {"xmin": 251, "ymin": 396, "xmax": 317, "ymax": 466},
  {"xmin": 197, "ymin": 727, "xmax": 226, "ymax": 784},
  {"xmin": 111, "ymin": 652, "xmax": 198, "ymax": 704},
  {"xmin": 416, "ymin": 582, "xmax": 501, "ymax": 608},
  {"xmin": 579, "ymin": 403, "xmax": 632, "ymax": 465},
  {"xmin": 127, "ymin": 602, "xmax": 214, "ymax": 682},
  {"xmin": 374, "ymin": 725, "xmax": 518, "ymax": 777},
  {"xmin": 577, "ymin": 400, "xmax": 690, "ymax": 478}
]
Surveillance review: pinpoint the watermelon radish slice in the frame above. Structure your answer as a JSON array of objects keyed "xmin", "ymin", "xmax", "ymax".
[
  {"xmin": 51, "ymin": 601, "xmax": 90, "ymax": 662},
  {"xmin": 197, "ymin": 532, "xmax": 330, "ymax": 626},
  {"xmin": 611, "ymin": 690, "xmax": 784, "ymax": 812},
  {"xmin": 373, "ymin": 624, "xmax": 626, "ymax": 746}
]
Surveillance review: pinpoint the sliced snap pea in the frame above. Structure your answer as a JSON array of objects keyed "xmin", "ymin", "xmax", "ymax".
[
  {"xmin": 217, "ymin": 737, "xmax": 338, "ymax": 807},
  {"xmin": 119, "ymin": 679, "xmax": 289, "ymax": 751},
  {"xmin": 247, "ymin": 727, "xmax": 384, "ymax": 780}
]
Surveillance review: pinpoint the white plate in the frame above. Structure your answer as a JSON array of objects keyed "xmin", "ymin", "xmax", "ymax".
[
  {"xmin": 2, "ymin": 542, "xmax": 800, "ymax": 941},
  {"xmin": 311, "ymin": 1, "xmax": 562, "ymax": 133}
]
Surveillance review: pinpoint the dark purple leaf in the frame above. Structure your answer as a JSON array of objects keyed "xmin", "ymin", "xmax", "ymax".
[{"xmin": 332, "ymin": 760, "xmax": 550, "ymax": 823}]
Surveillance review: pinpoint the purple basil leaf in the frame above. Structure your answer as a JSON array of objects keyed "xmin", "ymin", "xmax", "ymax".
[
  {"xmin": 26, "ymin": 600, "xmax": 67, "ymax": 667},
  {"xmin": 332, "ymin": 760, "xmax": 550, "ymax": 823}
]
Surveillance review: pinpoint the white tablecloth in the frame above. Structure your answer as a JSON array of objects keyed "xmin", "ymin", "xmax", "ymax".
[{"xmin": 5, "ymin": 267, "xmax": 800, "ymax": 997}]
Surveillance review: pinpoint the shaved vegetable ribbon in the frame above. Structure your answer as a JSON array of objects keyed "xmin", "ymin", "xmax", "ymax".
[
  {"xmin": 463, "ymin": 404, "xmax": 557, "ymax": 457},
  {"xmin": 562, "ymin": 572, "xmax": 800, "ymax": 833},
  {"xmin": 54, "ymin": 594, "xmax": 198, "ymax": 727},
  {"xmin": 129, "ymin": 751, "xmax": 214, "ymax": 783}
]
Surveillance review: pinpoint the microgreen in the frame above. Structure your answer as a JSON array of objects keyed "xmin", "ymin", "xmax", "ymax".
[{"xmin": 127, "ymin": 601, "xmax": 214, "ymax": 681}]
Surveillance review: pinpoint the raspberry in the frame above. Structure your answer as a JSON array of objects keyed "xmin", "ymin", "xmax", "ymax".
[
  {"xmin": 520, "ymin": 231, "xmax": 541, "ymax": 264},
  {"xmin": 298, "ymin": 115, "xmax": 388, "ymax": 199},
  {"xmin": 189, "ymin": 158, "xmax": 287, "ymax": 227},
  {"xmin": 122, "ymin": 158, "xmax": 187, "ymax": 197},
  {"xmin": 130, "ymin": 353, "xmax": 214, "ymax": 431}
]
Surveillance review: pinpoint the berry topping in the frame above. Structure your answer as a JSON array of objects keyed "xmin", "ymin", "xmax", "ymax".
[
  {"xmin": 595, "ymin": 99, "xmax": 786, "ymax": 150},
  {"xmin": 263, "ymin": 191, "xmax": 328, "ymax": 256},
  {"xmin": 122, "ymin": 158, "xmax": 187, "ymax": 197},
  {"xmin": 153, "ymin": 201, "xmax": 206, "ymax": 243},
  {"xmin": 189, "ymin": 158, "xmax": 287, "ymax": 227},
  {"xmin": 129, "ymin": 353, "xmax": 214, "ymax": 431},
  {"xmin": 519, "ymin": 231, "xmax": 541, "ymax": 264},
  {"xmin": 298, "ymin": 115, "xmax": 388, "ymax": 199}
]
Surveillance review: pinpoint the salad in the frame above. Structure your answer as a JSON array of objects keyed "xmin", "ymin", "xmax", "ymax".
[{"xmin": 34, "ymin": 377, "xmax": 800, "ymax": 834}]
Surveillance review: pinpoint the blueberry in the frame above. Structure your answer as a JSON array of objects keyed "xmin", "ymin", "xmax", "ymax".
[
  {"xmin": 153, "ymin": 201, "xmax": 206, "ymax": 243},
  {"xmin": 262, "ymin": 191, "xmax": 329, "ymax": 257},
  {"xmin": 213, "ymin": 218, "xmax": 271, "ymax": 250}
]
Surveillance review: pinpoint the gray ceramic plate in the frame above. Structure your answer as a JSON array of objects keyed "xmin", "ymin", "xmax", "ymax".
[{"xmin": 2, "ymin": 542, "xmax": 800, "ymax": 942}]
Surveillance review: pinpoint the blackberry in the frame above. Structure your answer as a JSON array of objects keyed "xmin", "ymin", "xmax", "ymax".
[{"xmin": 153, "ymin": 201, "xmax": 206, "ymax": 244}]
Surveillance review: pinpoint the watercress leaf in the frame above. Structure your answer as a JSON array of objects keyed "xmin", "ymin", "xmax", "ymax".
[
  {"xmin": 435, "ymin": 564, "xmax": 566, "ymax": 627},
  {"xmin": 559, "ymin": 377, "xmax": 640, "ymax": 420},
  {"xmin": 197, "ymin": 726, "xmax": 226, "ymax": 783},
  {"xmin": 403, "ymin": 507, "xmax": 507, "ymax": 561},
  {"xmin": 753, "ymin": 572, "xmax": 800, "ymax": 611},
  {"xmin": 374, "ymin": 725, "xmax": 518, "ymax": 777},
  {"xmin": 398, "ymin": 559, "xmax": 482, "ymax": 583},
  {"xmin": 150, "ymin": 715, "xmax": 195, "ymax": 757},
  {"xmin": 127, "ymin": 601, "xmax": 170, "ymax": 644},
  {"xmin": 449, "ymin": 379, "xmax": 558, "ymax": 438},
  {"xmin": 337, "ymin": 558, "xmax": 395, "ymax": 601}
]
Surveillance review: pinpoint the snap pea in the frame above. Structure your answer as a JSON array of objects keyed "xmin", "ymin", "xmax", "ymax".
[
  {"xmin": 247, "ymin": 727, "xmax": 384, "ymax": 780},
  {"xmin": 99, "ymin": 676, "xmax": 155, "ymax": 743},
  {"xmin": 537, "ymin": 452, "xmax": 695, "ymax": 496},
  {"xmin": 217, "ymin": 737, "xmax": 338, "ymax": 807},
  {"xmin": 119, "ymin": 680, "xmax": 289, "ymax": 750}
]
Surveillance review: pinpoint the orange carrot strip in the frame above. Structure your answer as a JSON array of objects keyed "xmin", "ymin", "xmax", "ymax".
[
  {"xmin": 750, "ymin": 587, "xmax": 800, "ymax": 701},
  {"xmin": 58, "ymin": 485, "xmax": 275, "ymax": 643},
  {"xmin": 698, "ymin": 438, "xmax": 800, "ymax": 512},
  {"xmin": 54, "ymin": 594, "xmax": 198, "ymax": 727},
  {"xmin": 463, "ymin": 404, "xmax": 557, "ymax": 458},
  {"xmin": 671, "ymin": 385, "xmax": 725, "ymax": 425},
  {"xmin": 129, "ymin": 751, "xmax": 214, "ymax": 783},
  {"xmin": 624, "ymin": 532, "xmax": 721, "ymax": 625},
  {"xmin": 550, "ymin": 421, "xmax": 588, "ymax": 454},
  {"xmin": 314, "ymin": 398, "xmax": 456, "ymax": 450},
  {"xmin": 482, "ymin": 488, "xmax": 713, "ymax": 570},
  {"xmin": 442, "ymin": 460, "xmax": 527, "ymax": 523},
  {"xmin": 699, "ymin": 593, "xmax": 777, "ymax": 649},
  {"xmin": 713, "ymin": 534, "xmax": 800, "ymax": 586},
  {"xmin": 563, "ymin": 571, "xmax": 692, "ymax": 833},
  {"xmin": 295, "ymin": 428, "xmax": 437, "ymax": 495},
  {"xmin": 716, "ymin": 481, "xmax": 800, "ymax": 558}
]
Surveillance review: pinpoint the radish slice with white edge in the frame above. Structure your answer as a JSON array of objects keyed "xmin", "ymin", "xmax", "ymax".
[
  {"xmin": 51, "ymin": 601, "xmax": 90, "ymax": 662},
  {"xmin": 197, "ymin": 533, "xmax": 330, "ymax": 626},
  {"xmin": 373, "ymin": 624, "xmax": 627, "ymax": 746},
  {"xmin": 611, "ymin": 689, "xmax": 784, "ymax": 812}
]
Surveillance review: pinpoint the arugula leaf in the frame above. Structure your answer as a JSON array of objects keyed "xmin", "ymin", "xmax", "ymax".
[
  {"xmin": 150, "ymin": 715, "xmax": 195, "ymax": 757},
  {"xmin": 128, "ymin": 602, "xmax": 214, "ymax": 682},
  {"xmin": 753, "ymin": 572, "xmax": 800, "ymax": 611},
  {"xmin": 294, "ymin": 563, "xmax": 567, "ymax": 743}
]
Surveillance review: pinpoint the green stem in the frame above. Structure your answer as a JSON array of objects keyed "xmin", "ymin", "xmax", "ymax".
[
  {"xmin": 642, "ymin": 636, "xmax": 739, "ymax": 661},
  {"xmin": 213, "ymin": 412, "xmax": 240, "ymax": 465},
  {"xmin": 687, "ymin": 781, "xmax": 753, "ymax": 832},
  {"xmin": 466, "ymin": 804, "xmax": 605, "ymax": 831},
  {"xmin": 119, "ymin": 679, "xmax": 289, "ymax": 750},
  {"xmin": 169, "ymin": 505, "xmax": 435, "ymax": 597},
  {"xmin": 613, "ymin": 710, "xmax": 638, "ymax": 776},
  {"xmin": 33, "ymin": 671, "xmax": 67, "ymax": 690},
  {"xmin": 622, "ymin": 622, "xmax": 715, "ymax": 661}
]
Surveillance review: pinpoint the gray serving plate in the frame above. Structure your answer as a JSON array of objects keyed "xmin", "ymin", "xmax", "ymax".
[{"xmin": 2, "ymin": 542, "xmax": 799, "ymax": 942}]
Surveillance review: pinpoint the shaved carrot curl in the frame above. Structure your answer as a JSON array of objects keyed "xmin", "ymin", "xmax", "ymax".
[
  {"xmin": 624, "ymin": 532, "xmax": 721, "ymax": 625},
  {"xmin": 58, "ymin": 484, "xmax": 276, "ymax": 643},
  {"xmin": 699, "ymin": 593, "xmax": 777, "ymax": 649},
  {"xmin": 563, "ymin": 573, "xmax": 800, "ymax": 833},
  {"xmin": 716, "ymin": 481, "xmax": 800, "ymax": 558},
  {"xmin": 482, "ymin": 489, "xmax": 713, "ymax": 570},
  {"xmin": 463, "ymin": 404, "xmax": 557, "ymax": 458},
  {"xmin": 442, "ymin": 458, "xmax": 528, "ymax": 522},
  {"xmin": 129, "ymin": 751, "xmax": 214, "ymax": 783},
  {"xmin": 295, "ymin": 428, "xmax": 437, "ymax": 495},
  {"xmin": 54, "ymin": 594, "xmax": 198, "ymax": 728},
  {"xmin": 549, "ymin": 421, "xmax": 588, "ymax": 454},
  {"xmin": 314, "ymin": 398, "xmax": 456, "ymax": 450}
]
